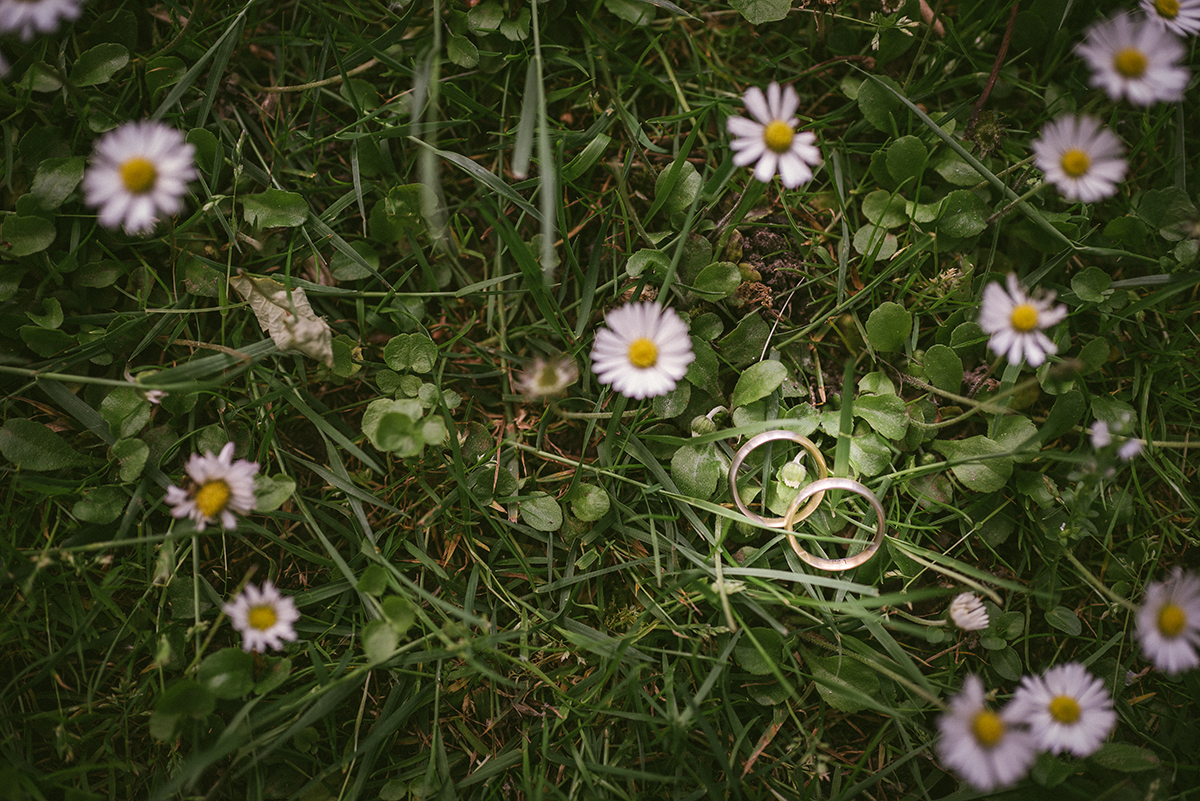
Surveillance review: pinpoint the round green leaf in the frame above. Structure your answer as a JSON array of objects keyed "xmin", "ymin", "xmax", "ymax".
[
  {"xmin": 198, "ymin": 647, "xmax": 255, "ymax": 699},
  {"xmin": 72, "ymin": 486, "xmax": 125, "ymax": 524},
  {"xmin": 2, "ymin": 215, "xmax": 56, "ymax": 256},
  {"xmin": 692, "ymin": 261, "xmax": 742, "ymax": 300},
  {"xmin": 570, "ymin": 484, "xmax": 611, "ymax": 522},
  {"xmin": 519, "ymin": 491, "xmax": 563, "ymax": 532},
  {"xmin": 383, "ymin": 333, "xmax": 438, "ymax": 374},
  {"xmin": 0, "ymin": 419, "xmax": 92, "ymax": 471},
  {"xmin": 625, "ymin": 248, "xmax": 669, "ymax": 279},
  {"xmin": 654, "ymin": 161, "xmax": 701, "ymax": 214},
  {"xmin": 852, "ymin": 225, "xmax": 898, "ymax": 260},
  {"xmin": 1044, "ymin": 606, "xmax": 1082, "ymax": 636},
  {"xmin": 734, "ymin": 628, "xmax": 783, "ymax": 675},
  {"xmin": 1090, "ymin": 743, "xmax": 1161, "ymax": 773},
  {"xmin": 989, "ymin": 646, "xmax": 1022, "ymax": 682},
  {"xmin": 670, "ymin": 443, "xmax": 720, "ymax": 500},
  {"xmin": 382, "ymin": 595, "xmax": 416, "ymax": 635},
  {"xmin": 731, "ymin": 360, "xmax": 788, "ymax": 408},
  {"xmin": 865, "ymin": 302, "xmax": 912, "ymax": 352},
  {"xmin": 937, "ymin": 189, "xmax": 990, "ymax": 238},
  {"xmin": 447, "ymin": 34, "xmax": 479, "ymax": 68},
  {"xmin": 70, "ymin": 43, "xmax": 130, "ymax": 87},
  {"xmin": 362, "ymin": 619, "xmax": 399, "ymax": 664},
  {"xmin": 356, "ymin": 564, "xmax": 389, "ymax": 596},
  {"xmin": 932, "ymin": 436, "xmax": 1013, "ymax": 492},
  {"xmin": 861, "ymin": 189, "xmax": 909, "ymax": 228},
  {"xmin": 30, "ymin": 157, "xmax": 86, "ymax": 210},
  {"xmin": 857, "ymin": 76, "xmax": 901, "ymax": 133},
  {"xmin": 242, "ymin": 189, "xmax": 309, "ymax": 228},
  {"xmin": 145, "ymin": 56, "xmax": 186, "ymax": 97},
  {"xmin": 886, "ymin": 135, "xmax": 928, "ymax": 184},
  {"xmin": 112, "ymin": 438, "xmax": 149, "ymax": 482},
  {"xmin": 923, "ymin": 344, "xmax": 963, "ymax": 394},
  {"xmin": 100, "ymin": 386, "xmax": 151, "ymax": 439},
  {"xmin": 1071, "ymin": 266, "xmax": 1111, "ymax": 303},
  {"xmin": 854, "ymin": 393, "xmax": 909, "ymax": 440}
]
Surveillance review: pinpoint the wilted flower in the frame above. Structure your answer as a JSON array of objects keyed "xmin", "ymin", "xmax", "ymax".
[
  {"xmin": 517, "ymin": 356, "xmax": 578, "ymax": 399},
  {"xmin": 949, "ymin": 592, "xmax": 990, "ymax": 631}
]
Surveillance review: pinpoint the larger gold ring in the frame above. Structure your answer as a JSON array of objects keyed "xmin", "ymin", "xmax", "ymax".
[
  {"xmin": 728, "ymin": 430, "xmax": 829, "ymax": 528},
  {"xmin": 782, "ymin": 477, "xmax": 886, "ymax": 571}
]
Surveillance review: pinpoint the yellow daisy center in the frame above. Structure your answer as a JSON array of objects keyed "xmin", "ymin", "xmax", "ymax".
[
  {"xmin": 971, "ymin": 710, "xmax": 1005, "ymax": 748},
  {"xmin": 119, "ymin": 157, "xmax": 159, "ymax": 194},
  {"xmin": 195, "ymin": 480, "xmax": 232, "ymax": 518},
  {"xmin": 1113, "ymin": 48, "xmax": 1148, "ymax": 79},
  {"xmin": 1158, "ymin": 602, "xmax": 1187, "ymax": 638},
  {"xmin": 1009, "ymin": 303, "xmax": 1039, "ymax": 333},
  {"xmin": 248, "ymin": 604, "xmax": 278, "ymax": 631},
  {"xmin": 763, "ymin": 120, "xmax": 795, "ymax": 154},
  {"xmin": 1060, "ymin": 148, "xmax": 1091, "ymax": 178},
  {"xmin": 628, "ymin": 338, "xmax": 658, "ymax": 369},
  {"xmin": 1049, "ymin": 695, "xmax": 1082, "ymax": 724},
  {"xmin": 1156, "ymin": 0, "xmax": 1180, "ymax": 19}
]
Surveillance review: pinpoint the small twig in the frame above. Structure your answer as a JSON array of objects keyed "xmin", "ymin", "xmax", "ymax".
[
  {"xmin": 965, "ymin": 0, "xmax": 1020, "ymax": 140},
  {"xmin": 234, "ymin": 58, "xmax": 379, "ymax": 94},
  {"xmin": 169, "ymin": 338, "xmax": 253, "ymax": 362}
]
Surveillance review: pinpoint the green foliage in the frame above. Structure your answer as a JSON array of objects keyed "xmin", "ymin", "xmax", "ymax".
[{"xmin": 2, "ymin": 2, "xmax": 1198, "ymax": 798}]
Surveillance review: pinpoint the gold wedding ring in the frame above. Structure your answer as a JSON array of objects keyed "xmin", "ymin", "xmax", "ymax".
[
  {"xmin": 782, "ymin": 477, "xmax": 886, "ymax": 571},
  {"xmin": 728, "ymin": 430, "xmax": 829, "ymax": 528}
]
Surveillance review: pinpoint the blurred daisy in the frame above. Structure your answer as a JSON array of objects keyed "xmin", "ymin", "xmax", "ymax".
[
  {"xmin": 1031, "ymin": 115, "xmax": 1126, "ymax": 203},
  {"xmin": 591, "ymin": 302, "xmax": 694, "ymax": 400},
  {"xmin": 0, "ymin": 0, "xmax": 84, "ymax": 42},
  {"xmin": 1142, "ymin": 0, "xmax": 1200, "ymax": 37},
  {"xmin": 727, "ymin": 82, "xmax": 822, "ymax": 188},
  {"xmin": 978, "ymin": 274, "xmax": 1068, "ymax": 367},
  {"xmin": 1091, "ymin": 420, "xmax": 1112, "ymax": 448},
  {"xmin": 949, "ymin": 592, "xmax": 990, "ymax": 631},
  {"xmin": 224, "ymin": 581, "xmax": 300, "ymax": 652},
  {"xmin": 1117, "ymin": 438, "xmax": 1143, "ymax": 461},
  {"xmin": 166, "ymin": 442, "xmax": 259, "ymax": 531},
  {"xmin": 82, "ymin": 120, "xmax": 196, "ymax": 235},
  {"xmin": 1010, "ymin": 663, "xmax": 1116, "ymax": 757},
  {"xmin": 1075, "ymin": 13, "xmax": 1188, "ymax": 105},
  {"xmin": 516, "ymin": 355, "xmax": 578, "ymax": 399},
  {"xmin": 1137, "ymin": 568, "xmax": 1200, "ymax": 674},
  {"xmin": 937, "ymin": 675, "xmax": 1037, "ymax": 791}
]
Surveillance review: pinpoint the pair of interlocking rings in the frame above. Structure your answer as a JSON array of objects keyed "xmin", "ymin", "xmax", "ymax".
[{"xmin": 727, "ymin": 430, "xmax": 885, "ymax": 572}]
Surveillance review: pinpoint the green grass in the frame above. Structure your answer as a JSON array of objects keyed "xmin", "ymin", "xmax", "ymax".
[{"xmin": 2, "ymin": 0, "xmax": 1199, "ymax": 798}]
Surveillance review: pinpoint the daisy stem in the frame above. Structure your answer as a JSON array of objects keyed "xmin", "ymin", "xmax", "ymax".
[
  {"xmin": 1063, "ymin": 550, "xmax": 1137, "ymax": 612},
  {"xmin": 985, "ymin": 182, "xmax": 1046, "ymax": 226}
]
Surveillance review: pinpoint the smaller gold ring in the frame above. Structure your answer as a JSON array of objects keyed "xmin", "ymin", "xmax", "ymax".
[
  {"xmin": 728, "ymin": 430, "xmax": 829, "ymax": 528},
  {"xmin": 782, "ymin": 477, "xmax": 886, "ymax": 572}
]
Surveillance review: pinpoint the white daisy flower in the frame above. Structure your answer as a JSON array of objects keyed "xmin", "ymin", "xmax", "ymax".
[
  {"xmin": 0, "ymin": 0, "xmax": 84, "ymax": 42},
  {"xmin": 1075, "ymin": 13, "xmax": 1189, "ymax": 105},
  {"xmin": 165, "ymin": 442, "xmax": 259, "ymax": 531},
  {"xmin": 82, "ymin": 120, "xmax": 196, "ymax": 236},
  {"xmin": 727, "ymin": 82, "xmax": 822, "ymax": 189},
  {"xmin": 949, "ymin": 592, "xmax": 990, "ymax": 631},
  {"xmin": 590, "ymin": 302, "xmax": 695, "ymax": 400},
  {"xmin": 1137, "ymin": 568, "xmax": 1200, "ymax": 674},
  {"xmin": 516, "ymin": 355, "xmax": 578, "ymax": 399},
  {"xmin": 1009, "ymin": 663, "xmax": 1116, "ymax": 757},
  {"xmin": 1142, "ymin": 0, "xmax": 1200, "ymax": 37},
  {"xmin": 1031, "ymin": 115, "xmax": 1127, "ymax": 203},
  {"xmin": 1117, "ymin": 438, "xmax": 1143, "ymax": 461},
  {"xmin": 223, "ymin": 581, "xmax": 300, "ymax": 653},
  {"xmin": 937, "ymin": 675, "xmax": 1038, "ymax": 791},
  {"xmin": 978, "ymin": 274, "xmax": 1068, "ymax": 367}
]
